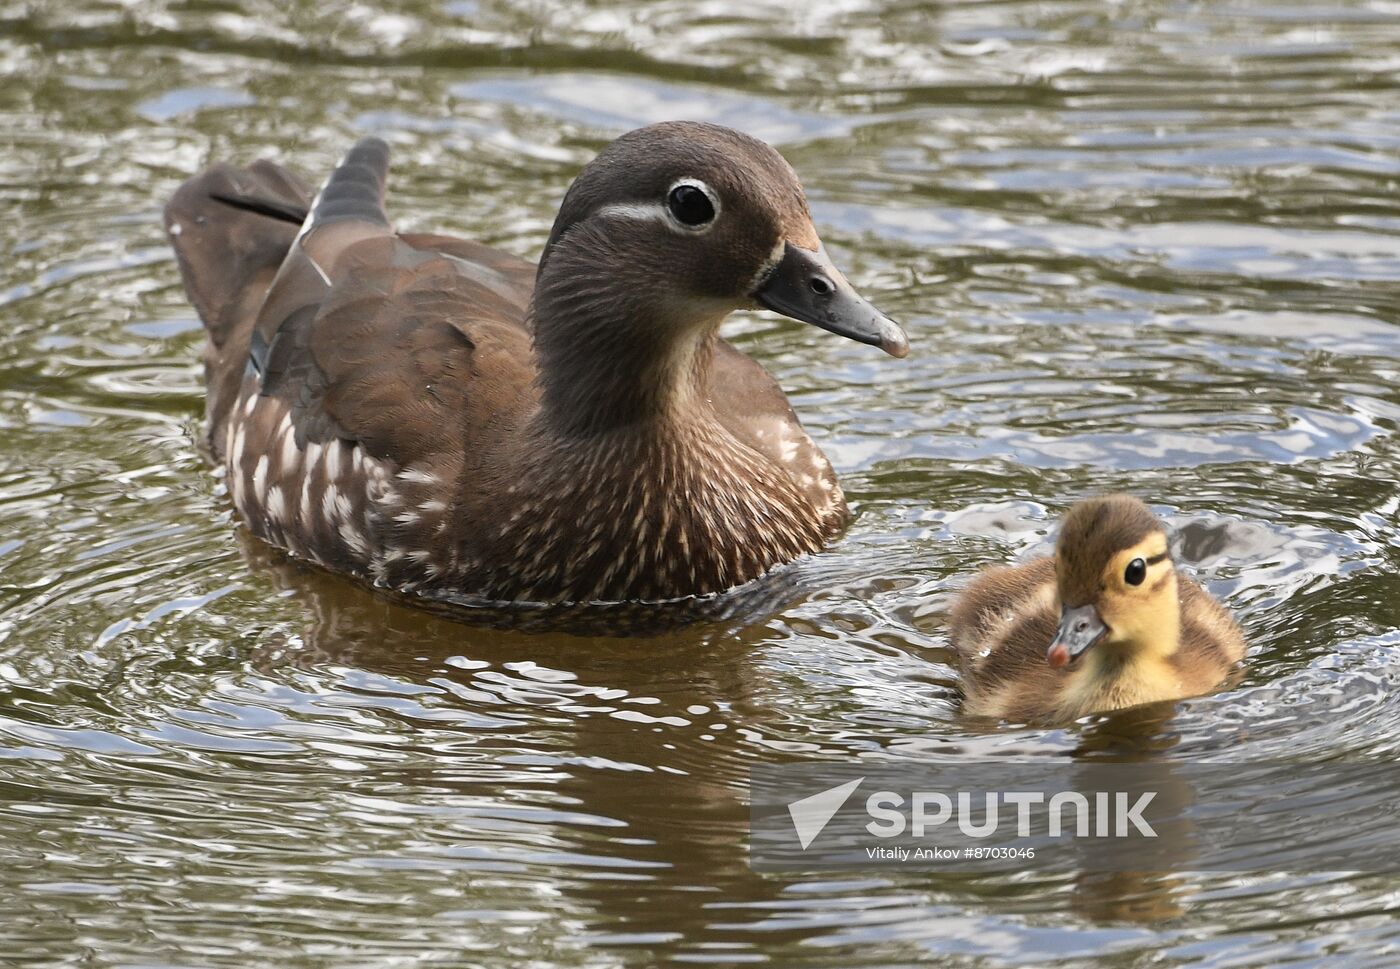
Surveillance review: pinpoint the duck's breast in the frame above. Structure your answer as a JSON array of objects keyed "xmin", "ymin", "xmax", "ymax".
[{"xmin": 707, "ymin": 338, "xmax": 847, "ymax": 533}]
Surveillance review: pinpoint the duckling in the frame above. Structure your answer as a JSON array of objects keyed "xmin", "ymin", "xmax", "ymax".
[
  {"xmin": 164, "ymin": 123, "xmax": 908, "ymax": 604},
  {"xmin": 949, "ymin": 495, "xmax": 1245, "ymax": 723}
]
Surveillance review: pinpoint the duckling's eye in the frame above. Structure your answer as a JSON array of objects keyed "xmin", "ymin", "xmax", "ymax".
[
  {"xmin": 667, "ymin": 184, "xmax": 716, "ymax": 227},
  {"xmin": 1124, "ymin": 558, "xmax": 1147, "ymax": 586}
]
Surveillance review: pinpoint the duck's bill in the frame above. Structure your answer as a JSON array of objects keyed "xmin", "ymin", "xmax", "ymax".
[
  {"xmin": 752, "ymin": 242, "xmax": 909, "ymax": 358},
  {"xmin": 1047, "ymin": 604, "xmax": 1108, "ymax": 668}
]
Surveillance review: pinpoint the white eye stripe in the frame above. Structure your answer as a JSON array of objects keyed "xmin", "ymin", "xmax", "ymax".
[
  {"xmin": 592, "ymin": 178, "xmax": 722, "ymax": 235},
  {"xmin": 594, "ymin": 202, "xmax": 673, "ymax": 225},
  {"xmin": 593, "ymin": 200, "xmax": 706, "ymax": 236}
]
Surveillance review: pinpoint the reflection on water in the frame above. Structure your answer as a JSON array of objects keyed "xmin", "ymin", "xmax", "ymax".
[{"xmin": 3, "ymin": 0, "xmax": 1400, "ymax": 964}]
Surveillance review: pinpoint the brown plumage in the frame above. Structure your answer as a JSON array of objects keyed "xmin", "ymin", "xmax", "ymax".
[
  {"xmin": 165, "ymin": 123, "xmax": 908, "ymax": 605},
  {"xmin": 949, "ymin": 495, "xmax": 1246, "ymax": 723}
]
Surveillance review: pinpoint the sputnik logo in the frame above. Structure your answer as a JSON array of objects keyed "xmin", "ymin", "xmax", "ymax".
[{"xmin": 787, "ymin": 777, "xmax": 864, "ymax": 849}]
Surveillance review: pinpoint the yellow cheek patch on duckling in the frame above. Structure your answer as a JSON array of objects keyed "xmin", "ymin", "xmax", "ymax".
[{"xmin": 1095, "ymin": 537, "xmax": 1178, "ymax": 656}]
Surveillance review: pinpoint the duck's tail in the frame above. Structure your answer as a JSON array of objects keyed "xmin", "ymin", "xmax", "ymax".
[
  {"xmin": 299, "ymin": 137, "xmax": 392, "ymax": 232},
  {"xmin": 164, "ymin": 157, "xmax": 312, "ymax": 352},
  {"xmin": 164, "ymin": 138, "xmax": 394, "ymax": 343},
  {"xmin": 165, "ymin": 157, "xmax": 313, "ymax": 448},
  {"xmin": 164, "ymin": 139, "xmax": 395, "ymax": 451}
]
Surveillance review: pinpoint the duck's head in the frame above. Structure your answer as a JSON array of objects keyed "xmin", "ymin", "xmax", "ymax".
[
  {"xmin": 534, "ymin": 121, "xmax": 908, "ymax": 362},
  {"xmin": 1048, "ymin": 495, "xmax": 1180, "ymax": 670}
]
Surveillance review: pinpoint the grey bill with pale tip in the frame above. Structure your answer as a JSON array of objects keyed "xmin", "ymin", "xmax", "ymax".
[
  {"xmin": 753, "ymin": 242, "xmax": 909, "ymax": 358},
  {"xmin": 1048, "ymin": 603, "xmax": 1109, "ymax": 666}
]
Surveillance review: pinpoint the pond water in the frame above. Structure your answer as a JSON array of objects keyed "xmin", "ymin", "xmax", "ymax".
[{"xmin": 4, "ymin": 1, "xmax": 1400, "ymax": 965}]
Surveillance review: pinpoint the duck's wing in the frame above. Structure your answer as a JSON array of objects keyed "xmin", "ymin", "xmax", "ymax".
[
  {"xmin": 168, "ymin": 140, "xmax": 539, "ymax": 583},
  {"xmin": 258, "ymin": 140, "xmax": 539, "ymax": 469},
  {"xmin": 948, "ymin": 556, "xmax": 1062, "ymax": 719},
  {"xmin": 168, "ymin": 139, "xmax": 538, "ymax": 469}
]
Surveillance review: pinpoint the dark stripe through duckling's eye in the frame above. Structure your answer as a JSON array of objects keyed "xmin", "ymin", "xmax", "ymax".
[{"xmin": 667, "ymin": 184, "xmax": 716, "ymax": 227}]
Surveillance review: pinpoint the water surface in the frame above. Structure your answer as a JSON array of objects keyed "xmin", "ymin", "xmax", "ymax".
[{"xmin": 3, "ymin": 1, "xmax": 1400, "ymax": 965}]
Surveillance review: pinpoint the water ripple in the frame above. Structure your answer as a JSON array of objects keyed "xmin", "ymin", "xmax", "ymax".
[{"xmin": 1, "ymin": 0, "xmax": 1399, "ymax": 965}]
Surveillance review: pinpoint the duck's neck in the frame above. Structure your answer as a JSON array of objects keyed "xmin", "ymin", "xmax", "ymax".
[
  {"xmin": 530, "ymin": 234, "xmax": 727, "ymax": 438},
  {"xmin": 469, "ymin": 241, "xmax": 829, "ymax": 602}
]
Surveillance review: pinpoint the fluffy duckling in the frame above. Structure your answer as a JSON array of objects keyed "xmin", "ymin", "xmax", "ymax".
[{"xmin": 949, "ymin": 495, "xmax": 1245, "ymax": 723}]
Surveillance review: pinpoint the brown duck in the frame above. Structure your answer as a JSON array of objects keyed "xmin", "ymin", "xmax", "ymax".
[
  {"xmin": 165, "ymin": 123, "xmax": 908, "ymax": 604},
  {"xmin": 949, "ymin": 495, "xmax": 1245, "ymax": 723}
]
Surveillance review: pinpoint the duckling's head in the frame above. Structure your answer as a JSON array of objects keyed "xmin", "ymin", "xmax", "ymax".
[
  {"xmin": 1049, "ymin": 495, "xmax": 1179, "ymax": 669},
  {"xmin": 535, "ymin": 121, "xmax": 907, "ymax": 362}
]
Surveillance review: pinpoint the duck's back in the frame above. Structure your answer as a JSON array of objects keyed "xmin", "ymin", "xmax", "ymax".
[
  {"xmin": 165, "ymin": 142, "xmax": 538, "ymax": 451},
  {"xmin": 166, "ymin": 141, "xmax": 537, "ymax": 584}
]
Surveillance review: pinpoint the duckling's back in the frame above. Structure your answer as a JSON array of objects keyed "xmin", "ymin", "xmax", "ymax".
[
  {"xmin": 947, "ymin": 556, "xmax": 1061, "ymax": 717},
  {"xmin": 1178, "ymin": 579, "xmax": 1247, "ymax": 668}
]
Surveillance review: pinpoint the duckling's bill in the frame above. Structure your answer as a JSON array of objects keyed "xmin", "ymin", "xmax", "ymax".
[
  {"xmin": 752, "ymin": 241, "xmax": 908, "ymax": 358},
  {"xmin": 1047, "ymin": 603, "xmax": 1108, "ymax": 668}
]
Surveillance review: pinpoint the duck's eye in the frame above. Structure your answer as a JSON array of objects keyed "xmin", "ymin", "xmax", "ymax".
[
  {"xmin": 1124, "ymin": 558, "xmax": 1147, "ymax": 586},
  {"xmin": 667, "ymin": 184, "xmax": 715, "ymax": 227}
]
